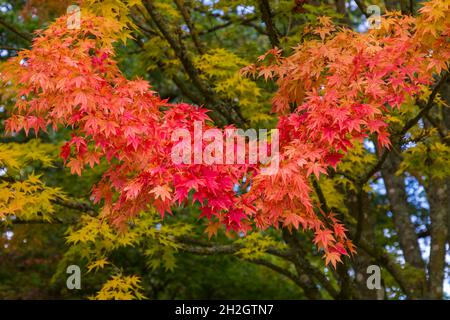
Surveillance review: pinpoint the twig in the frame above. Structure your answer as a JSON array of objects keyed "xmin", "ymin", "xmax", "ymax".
[
  {"xmin": 257, "ymin": 0, "xmax": 280, "ymax": 47},
  {"xmin": 0, "ymin": 17, "xmax": 32, "ymax": 42}
]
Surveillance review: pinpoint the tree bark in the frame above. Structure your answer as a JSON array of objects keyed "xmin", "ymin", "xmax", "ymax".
[
  {"xmin": 425, "ymin": 178, "xmax": 449, "ymax": 299},
  {"xmin": 381, "ymin": 150, "xmax": 425, "ymax": 270}
]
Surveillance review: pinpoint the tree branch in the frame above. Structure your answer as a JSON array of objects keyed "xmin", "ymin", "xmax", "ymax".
[
  {"xmin": 143, "ymin": 0, "xmax": 249, "ymax": 127},
  {"xmin": 249, "ymin": 258, "xmax": 307, "ymax": 292},
  {"xmin": 175, "ymin": 235, "xmax": 291, "ymax": 259},
  {"xmin": 354, "ymin": 0, "xmax": 369, "ymax": 18},
  {"xmin": 0, "ymin": 17, "xmax": 32, "ymax": 42},
  {"xmin": 257, "ymin": 0, "xmax": 279, "ymax": 47},
  {"xmin": 174, "ymin": 0, "xmax": 205, "ymax": 55},
  {"xmin": 381, "ymin": 148, "xmax": 425, "ymax": 270},
  {"xmin": 357, "ymin": 239, "xmax": 422, "ymax": 298}
]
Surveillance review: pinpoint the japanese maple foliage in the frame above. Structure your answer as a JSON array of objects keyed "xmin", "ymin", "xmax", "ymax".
[
  {"xmin": 2, "ymin": 14, "xmax": 255, "ymax": 232},
  {"xmin": 2, "ymin": 0, "xmax": 449, "ymax": 267},
  {"xmin": 241, "ymin": 1, "xmax": 449, "ymax": 263}
]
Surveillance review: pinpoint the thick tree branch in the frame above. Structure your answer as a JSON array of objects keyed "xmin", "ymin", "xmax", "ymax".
[
  {"xmin": 143, "ymin": 0, "xmax": 247, "ymax": 127},
  {"xmin": 176, "ymin": 235, "xmax": 291, "ymax": 259},
  {"xmin": 354, "ymin": 0, "xmax": 369, "ymax": 18},
  {"xmin": 402, "ymin": 73, "xmax": 449, "ymax": 136},
  {"xmin": 421, "ymin": 118, "xmax": 449, "ymax": 299},
  {"xmin": 257, "ymin": 0, "xmax": 279, "ymax": 48},
  {"xmin": 249, "ymin": 258, "xmax": 318, "ymax": 298},
  {"xmin": 175, "ymin": 234, "xmax": 330, "ymax": 299},
  {"xmin": 310, "ymin": 181, "xmax": 353, "ymax": 299},
  {"xmin": 381, "ymin": 148, "xmax": 426, "ymax": 270},
  {"xmin": 353, "ymin": 185, "xmax": 365, "ymax": 245},
  {"xmin": 192, "ymin": 7, "xmax": 266, "ymax": 36},
  {"xmin": 174, "ymin": 0, "xmax": 205, "ymax": 55},
  {"xmin": 310, "ymin": 171, "xmax": 425, "ymax": 298},
  {"xmin": 143, "ymin": 0, "xmax": 228, "ymax": 124},
  {"xmin": 281, "ymin": 230, "xmax": 328, "ymax": 299},
  {"xmin": 357, "ymin": 239, "xmax": 423, "ymax": 298}
]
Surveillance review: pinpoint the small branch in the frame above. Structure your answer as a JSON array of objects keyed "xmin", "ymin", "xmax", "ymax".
[
  {"xmin": 200, "ymin": 20, "xmax": 233, "ymax": 35},
  {"xmin": 357, "ymin": 238, "xmax": 419, "ymax": 297},
  {"xmin": 0, "ymin": 46, "xmax": 23, "ymax": 51},
  {"xmin": 331, "ymin": 170, "xmax": 358, "ymax": 183},
  {"xmin": 249, "ymin": 258, "xmax": 305, "ymax": 289},
  {"xmin": 205, "ymin": 18, "xmax": 266, "ymax": 36},
  {"xmin": 174, "ymin": 0, "xmax": 205, "ymax": 55},
  {"xmin": 179, "ymin": 242, "xmax": 240, "ymax": 255},
  {"xmin": 400, "ymin": 72, "xmax": 449, "ymax": 137},
  {"xmin": 0, "ymin": 17, "xmax": 32, "ymax": 42},
  {"xmin": 51, "ymin": 195, "xmax": 96, "ymax": 216},
  {"xmin": 424, "ymin": 114, "xmax": 447, "ymax": 140},
  {"xmin": 257, "ymin": 0, "xmax": 280, "ymax": 47},
  {"xmin": 418, "ymin": 228, "xmax": 430, "ymax": 238},
  {"xmin": 143, "ymin": 0, "xmax": 247, "ymax": 127},
  {"xmin": 360, "ymin": 150, "xmax": 389, "ymax": 184},
  {"xmin": 193, "ymin": 9, "xmax": 266, "ymax": 37},
  {"xmin": 353, "ymin": 184, "xmax": 364, "ymax": 245},
  {"xmin": 354, "ymin": 0, "xmax": 369, "ymax": 18},
  {"xmin": 6, "ymin": 219, "xmax": 63, "ymax": 225},
  {"xmin": 311, "ymin": 177, "xmax": 330, "ymax": 213}
]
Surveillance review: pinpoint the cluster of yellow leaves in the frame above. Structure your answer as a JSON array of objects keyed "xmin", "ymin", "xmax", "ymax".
[
  {"xmin": 316, "ymin": 178, "xmax": 348, "ymax": 215},
  {"xmin": 0, "ymin": 140, "xmax": 56, "ymax": 170},
  {"xmin": 399, "ymin": 142, "xmax": 450, "ymax": 180},
  {"xmin": 153, "ymin": 0, "xmax": 182, "ymax": 20},
  {"xmin": 195, "ymin": 48, "xmax": 272, "ymax": 124},
  {"xmin": 0, "ymin": 140, "xmax": 65, "ymax": 221},
  {"xmin": 235, "ymin": 232, "xmax": 285, "ymax": 260},
  {"xmin": 91, "ymin": 274, "xmax": 146, "ymax": 300},
  {"xmin": 334, "ymin": 142, "xmax": 377, "ymax": 191},
  {"xmin": 0, "ymin": 174, "xmax": 64, "ymax": 221},
  {"xmin": 141, "ymin": 37, "xmax": 180, "ymax": 73},
  {"xmin": 67, "ymin": 215, "xmax": 139, "ymax": 248},
  {"xmin": 416, "ymin": 0, "xmax": 450, "ymax": 46},
  {"xmin": 65, "ymin": 209, "xmax": 192, "ymax": 288},
  {"xmin": 387, "ymin": 86, "xmax": 450, "ymax": 181},
  {"xmin": 63, "ymin": 209, "xmax": 194, "ymax": 298},
  {"xmin": 82, "ymin": 0, "xmax": 142, "ymax": 42},
  {"xmin": 87, "ymin": 257, "xmax": 110, "ymax": 272}
]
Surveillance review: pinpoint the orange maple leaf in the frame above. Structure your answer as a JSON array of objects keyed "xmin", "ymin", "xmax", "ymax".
[{"xmin": 150, "ymin": 185, "xmax": 172, "ymax": 202}]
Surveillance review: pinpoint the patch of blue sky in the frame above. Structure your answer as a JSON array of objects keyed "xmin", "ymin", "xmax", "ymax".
[
  {"xmin": 404, "ymin": 175, "xmax": 430, "ymax": 210},
  {"xmin": 363, "ymin": 139, "xmax": 376, "ymax": 153},
  {"xmin": 370, "ymin": 177, "xmax": 386, "ymax": 196},
  {"xmin": 236, "ymin": 5, "xmax": 254, "ymax": 15}
]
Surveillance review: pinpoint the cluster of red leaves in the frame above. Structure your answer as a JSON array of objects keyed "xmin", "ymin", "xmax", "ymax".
[{"xmin": 2, "ymin": 1, "xmax": 449, "ymax": 266}]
